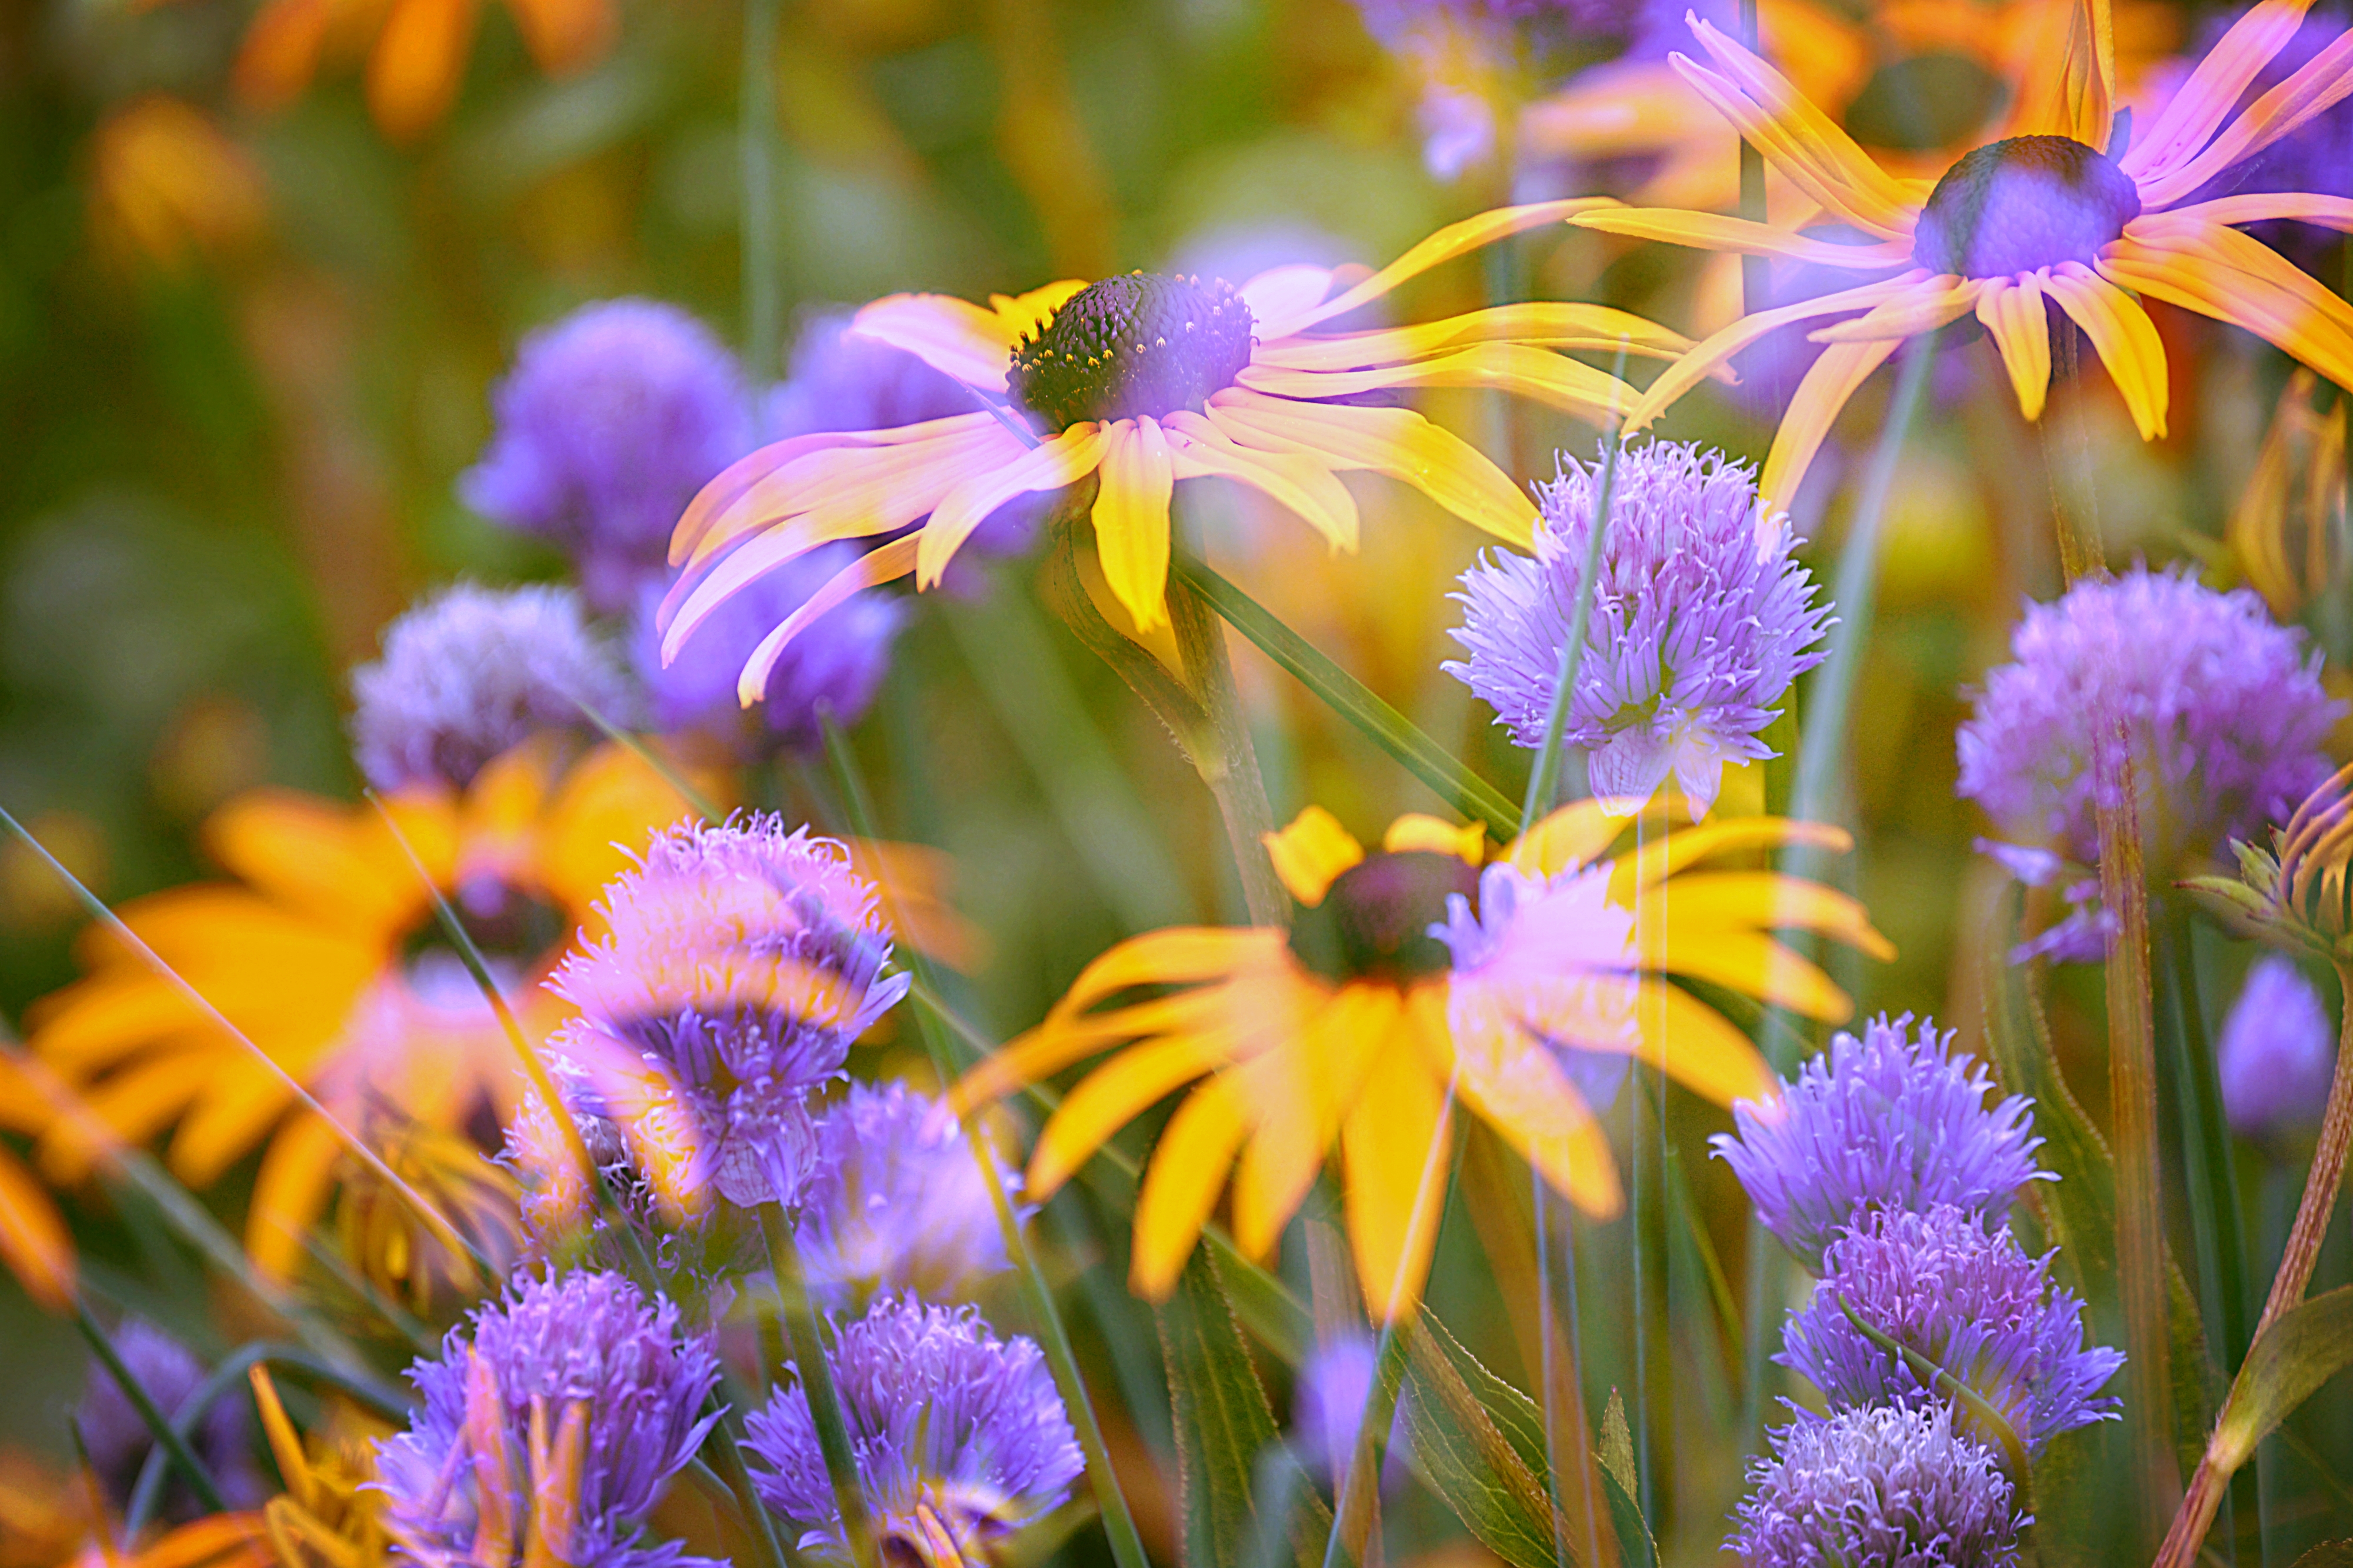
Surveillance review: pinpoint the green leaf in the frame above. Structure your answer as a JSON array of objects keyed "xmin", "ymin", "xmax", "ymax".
[
  {"xmin": 2210, "ymin": 1286, "xmax": 2353, "ymax": 1475},
  {"xmin": 1597, "ymin": 1390, "xmax": 1656, "ymax": 1568},
  {"xmin": 2291, "ymin": 1542, "xmax": 2353, "ymax": 1568},
  {"xmin": 1392, "ymin": 1311, "xmax": 1563, "ymax": 1568},
  {"xmin": 1157, "ymin": 1249, "xmax": 1323, "ymax": 1568}
]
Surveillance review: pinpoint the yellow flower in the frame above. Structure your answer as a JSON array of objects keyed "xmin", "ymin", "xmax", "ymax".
[
  {"xmin": 26, "ymin": 738, "xmax": 705, "ymax": 1282},
  {"xmin": 956, "ymin": 802, "xmax": 1890, "ymax": 1319},
  {"xmin": 1569, "ymin": 0, "xmax": 2353, "ymax": 511},
  {"xmin": 661, "ymin": 202, "xmax": 1692, "ymax": 701},
  {"xmin": 251, "ymin": 1367, "xmax": 394, "ymax": 1568},
  {"xmin": 2229, "ymin": 366, "xmax": 2346, "ymax": 621},
  {"xmin": 230, "ymin": 0, "xmax": 619, "ymax": 142},
  {"xmin": 0, "ymin": 1449, "xmax": 270, "ymax": 1568},
  {"xmin": 85, "ymin": 96, "xmax": 268, "ymax": 273}
]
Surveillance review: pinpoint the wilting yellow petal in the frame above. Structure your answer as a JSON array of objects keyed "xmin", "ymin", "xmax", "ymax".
[
  {"xmin": 1239, "ymin": 342, "xmax": 1637, "ymax": 425},
  {"xmin": 1262, "ymin": 806, "xmax": 1365, "ymax": 907},
  {"xmin": 1572, "ymin": 208, "xmax": 1909, "ymax": 268},
  {"xmin": 1269, "ymin": 198, "xmax": 1617, "ymax": 336},
  {"xmin": 739, "ymin": 536, "xmax": 923, "ymax": 706},
  {"xmin": 917, "ymin": 423, "xmax": 1110, "ymax": 590},
  {"xmin": 1253, "ymin": 302, "xmax": 1689, "ymax": 372}
]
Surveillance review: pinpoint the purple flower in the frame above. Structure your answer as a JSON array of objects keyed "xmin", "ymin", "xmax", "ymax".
[
  {"xmin": 744, "ymin": 1295, "xmax": 1084, "ymax": 1565},
  {"xmin": 794, "ymin": 1080, "xmax": 1018, "ymax": 1310},
  {"xmin": 374, "ymin": 1269, "xmax": 722, "ymax": 1568},
  {"xmin": 351, "ymin": 582, "xmax": 634, "ymax": 793},
  {"xmin": 549, "ymin": 817, "xmax": 911, "ymax": 1210},
  {"xmin": 2218, "ymin": 954, "xmax": 2340, "ymax": 1144},
  {"xmin": 464, "ymin": 301, "xmax": 752, "ymax": 612},
  {"xmin": 629, "ymin": 548, "xmax": 901, "ymax": 762},
  {"xmin": 1292, "ymin": 1332, "xmax": 1409, "ymax": 1486},
  {"xmin": 1957, "ymin": 566, "xmax": 2341, "ymax": 878},
  {"xmin": 1779, "ymin": 1205, "xmax": 2123, "ymax": 1454},
  {"xmin": 76, "ymin": 1320, "xmax": 266, "ymax": 1519},
  {"xmin": 1712, "ymin": 1015, "xmax": 2049, "ymax": 1272},
  {"xmin": 1728, "ymin": 1403, "xmax": 2027, "ymax": 1568},
  {"xmin": 1448, "ymin": 440, "xmax": 1830, "ymax": 816}
]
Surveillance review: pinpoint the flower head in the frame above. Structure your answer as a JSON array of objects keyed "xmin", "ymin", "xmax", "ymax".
[
  {"xmin": 1728, "ymin": 1403, "xmax": 2027, "ymax": 1568},
  {"xmin": 744, "ymin": 1295, "xmax": 1084, "ymax": 1567},
  {"xmin": 1712, "ymin": 1015, "xmax": 2049, "ymax": 1271},
  {"xmin": 351, "ymin": 583, "xmax": 633, "ymax": 793},
  {"xmin": 76, "ymin": 1320, "xmax": 266, "ymax": 1519},
  {"xmin": 2218, "ymin": 953, "xmax": 2340, "ymax": 1143},
  {"xmin": 374, "ymin": 1269, "xmax": 721, "ymax": 1568},
  {"xmin": 1957, "ymin": 566, "xmax": 2340, "ymax": 877},
  {"xmin": 794, "ymin": 1080, "xmax": 1018, "ymax": 1310},
  {"xmin": 1780, "ymin": 1205, "xmax": 2124, "ymax": 1453},
  {"xmin": 664, "ymin": 205, "xmax": 1689, "ymax": 704},
  {"xmin": 549, "ymin": 816, "xmax": 910, "ymax": 1210},
  {"xmin": 464, "ymin": 301, "xmax": 752, "ymax": 611},
  {"xmin": 1447, "ymin": 439, "xmax": 1829, "ymax": 816},
  {"xmin": 629, "ymin": 549, "xmax": 902, "ymax": 762}
]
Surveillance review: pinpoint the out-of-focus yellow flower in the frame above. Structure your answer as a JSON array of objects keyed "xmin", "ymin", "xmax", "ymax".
[
  {"xmin": 251, "ymin": 1367, "xmax": 393, "ymax": 1568},
  {"xmin": 86, "ymin": 96, "xmax": 267, "ymax": 272},
  {"xmin": 0, "ymin": 1052, "xmax": 76, "ymax": 1314},
  {"xmin": 332, "ymin": 1122, "xmax": 521, "ymax": 1316},
  {"xmin": 231, "ymin": 0, "xmax": 619, "ymax": 142},
  {"xmin": 26, "ymin": 738, "xmax": 706, "ymax": 1282},
  {"xmin": 0, "ymin": 1450, "xmax": 270, "ymax": 1568},
  {"xmin": 2231, "ymin": 366, "xmax": 2347, "ymax": 622},
  {"xmin": 957, "ymin": 800, "xmax": 1888, "ymax": 1319}
]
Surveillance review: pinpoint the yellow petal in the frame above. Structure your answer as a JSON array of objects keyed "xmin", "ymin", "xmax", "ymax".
[
  {"xmin": 1208, "ymin": 393, "xmax": 1537, "ymax": 547},
  {"xmin": 1238, "ymin": 342, "xmax": 1638, "ymax": 426},
  {"xmin": 738, "ymin": 536, "xmax": 923, "ymax": 706},
  {"xmin": 1341, "ymin": 1015, "xmax": 1454, "ymax": 1322},
  {"xmin": 2042, "ymin": 259, "xmax": 2172, "ymax": 441},
  {"xmin": 1228, "ymin": 985, "xmax": 1392, "ymax": 1257},
  {"xmin": 1571, "ymin": 208, "xmax": 1909, "ymax": 268},
  {"xmin": 1252, "ymin": 302, "xmax": 1689, "ymax": 372},
  {"xmin": 1382, "ymin": 814, "xmax": 1487, "ymax": 864},
  {"xmin": 1808, "ymin": 278, "xmax": 1987, "ymax": 343},
  {"xmin": 1444, "ymin": 992, "xmax": 1622, "ymax": 1219},
  {"xmin": 918, "ymin": 423, "xmax": 1109, "ymax": 590},
  {"xmin": 365, "ymin": 0, "xmax": 477, "ymax": 141},
  {"xmin": 1030, "ymin": 1034, "xmax": 1234, "ymax": 1196},
  {"xmin": 1131, "ymin": 1075, "xmax": 1251, "ymax": 1297},
  {"xmin": 1091, "ymin": 417, "xmax": 1178, "ymax": 632},
  {"xmin": 1164, "ymin": 413, "xmax": 1363, "ymax": 555},
  {"xmin": 0, "ymin": 1146, "xmax": 74, "ymax": 1312},
  {"xmin": 245, "ymin": 1109, "xmax": 345, "ymax": 1283},
  {"xmin": 1625, "ymin": 978, "xmax": 1781, "ymax": 1106},
  {"xmin": 1609, "ymin": 816, "xmax": 1851, "ymax": 897},
  {"xmin": 1976, "ymin": 275, "xmax": 2054, "ymax": 422},
  {"xmin": 1621, "ymin": 272, "xmax": 1920, "ymax": 431},
  {"xmin": 1262, "ymin": 806, "xmax": 1365, "ymax": 907},
  {"xmin": 1507, "ymin": 799, "xmax": 1628, "ymax": 876},
  {"xmin": 989, "ymin": 279, "xmax": 1091, "ymax": 345},
  {"xmin": 2103, "ymin": 226, "xmax": 2353, "ymax": 395},
  {"xmin": 1759, "ymin": 336, "xmax": 1900, "ymax": 515},
  {"xmin": 2121, "ymin": 0, "xmax": 2316, "ymax": 182},
  {"xmin": 1635, "ymin": 919, "xmax": 1855, "ymax": 1020},
  {"xmin": 853, "ymin": 292, "xmax": 1036, "ymax": 392},
  {"xmin": 1642, "ymin": 871, "xmax": 1894, "ymax": 955},
  {"xmin": 1270, "ymin": 199, "xmax": 1619, "ymax": 337}
]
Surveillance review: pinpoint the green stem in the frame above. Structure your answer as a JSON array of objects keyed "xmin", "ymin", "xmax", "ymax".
[
  {"xmin": 1520, "ymin": 409, "xmax": 1626, "ymax": 827},
  {"xmin": 820, "ymin": 718, "xmax": 1156, "ymax": 1568},
  {"xmin": 2155, "ymin": 901, "xmax": 2251, "ymax": 1372},
  {"xmin": 740, "ymin": 0, "xmax": 781, "ymax": 382},
  {"xmin": 707, "ymin": 1394, "xmax": 805, "ymax": 1568},
  {"xmin": 1167, "ymin": 558, "xmax": 1291, "ymax": 927},
  {"xmin": 75, "ymin": 1303, "xmax": 228, "ymax": 1517},
  {"xmin": 761, "ymin": 1207, "xmax": 881, "ymax": 1568}
]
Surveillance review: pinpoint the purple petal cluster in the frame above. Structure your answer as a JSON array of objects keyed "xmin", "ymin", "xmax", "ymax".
[
  {"xmin": 2218, "ymin": 954, "xmax": 2341, "ymax": 1143},
  {"xmin": 549, "ymin": 816, "xmax": 911, "ymax": 1210},
  {"xmin": 351, "ymin": 582, "xmax": 632, "ymax": 793},
  {"xmin": 374, "ymin": 1269, "xmax": 722, "ymax": 1568},
  {"xmin": 744, "ymin": 1295, "xmax": 1084, "ymax": 1564},
  {"xmin": 628, "ymin": 548, "xmax": 901, "ymax": 762},
  {"xmin": 1449, "ymin": 440, "xmax": 1830, "ymax": 817},
  {"xmin": 1728, "ymin": 1403, "xmax": 2027, "ymax": 1568},
  {"xmin": 1779, "ymin": 1205, "xmax": 2124, "ymax": 1454},
  {"xmin": 76, "ymin": 1320, "xmax": 266, "ymax": 1518},
  {"xmin": 1712, "ymin": 1015, "xmax": 2049, "ymax": 1272},
  {"xmin": 794, "ymin": 1080, "xmax": 1018, "ymax": 1310},
  {"xmin": 1957, "ymin": 566, "xmax": 2341, "ymax": 876},
  {"xmin": 463, "ymin": 300, "xmax": 752, "ymax": 612}
]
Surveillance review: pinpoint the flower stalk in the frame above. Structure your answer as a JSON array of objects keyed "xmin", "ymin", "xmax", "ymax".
[{"xmin": 761, "ymin": 1207, "xmax": 881, "ymax": 1568}]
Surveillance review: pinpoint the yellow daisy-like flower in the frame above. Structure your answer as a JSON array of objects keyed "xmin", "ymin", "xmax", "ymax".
[
  {"xmin": 1571, "ymin": 0, "xmax": 2353, "ymax": 511},
  {"xmin": 661, "ymin": 202, "xmax": 1692, "ymax": 702},
  {"xmin": 251, "ymin": 1366, "xmax": 395, "ymax": 1568},
  {"xmin": 25, "ymin": 738, "xmax": 706, "ymax": 1282},
  {"xmin": 955, "ymin": 802, "xmax": 1890, "ymax": 1319}
]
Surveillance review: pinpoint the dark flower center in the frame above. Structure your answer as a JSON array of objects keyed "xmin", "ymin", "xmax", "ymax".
[
  {"xmin": 1911, "ymin": 135, "xmax": 2141, "ymax": 278},
  {"xmin": 1008, "ymin": 272, "xmax": 1256, "ymax": 432},
  {"xmin": 1288, "ymin": 851, "xmax": 1481, "ymax": 985}
]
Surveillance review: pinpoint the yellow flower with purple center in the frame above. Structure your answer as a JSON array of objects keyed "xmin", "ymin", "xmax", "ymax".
[
  {"xmin": 659, "ymin": 203, "xmax": 1694, "ymax": 703},
  {"xmin": 1571, "ymin": 0, "xmax": 2353, "ymax": 511},
  {"xmin": 956, "ymin": 800, "xmax": 1889, "ymax": 1319}
]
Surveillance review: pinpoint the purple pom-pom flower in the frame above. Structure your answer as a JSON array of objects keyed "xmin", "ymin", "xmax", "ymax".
[
  {"xmin": 374, "ymin": 1269, "xmax": 722, "ymax": 1568},
  {"xmin": 1958, "ymin": 566, "xmax": 2341, "ymax": 882},
  {"xmin": 744, "ymin": 1295, "xmax": 1084, "ymax": 1566},
  {"xmin": 548, "ymin": 817, "xmax": 911, "ymax": 1212},
  {"xmin": 1779, "ymin": 1205, "xmax": 2124, "ymax": 1454},
  {"xmin": 464, "ymin": 300, "xmax": 753, "ymax": 612},
  {"xmin": 794, "ymin": 1080, "xmax": 1019, "ymax": 1310},
  {"xmin": 351, "ymin": 582, "xmax": 633, "ymax": 794},
  {"xmin": 1728, "ymin": 1403, "xmax": 2027, "ymax": 1568},
  {"xmin": 1712, "ymin": 1015, "xmax": 2049, "ymax": 1272},
  {"xmin": 1448, "ymin": 440, "xmax": 1830, "ymax": 818},
  {"xmin": 2218, "ymin": 954, "xmax": 2340, "ymax": 1144}
]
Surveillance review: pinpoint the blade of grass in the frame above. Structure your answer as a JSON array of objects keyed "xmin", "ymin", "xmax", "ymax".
[{"xmin": 76, "ymin": 1302, "xmax": 229, "ymax": 1516}]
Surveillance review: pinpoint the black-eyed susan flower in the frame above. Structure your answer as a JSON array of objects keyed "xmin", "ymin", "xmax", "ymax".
[
  {"xmin": 661, "ymin": 202, "xmax": 1694, "ymax": 703},
  {"xmin": 955, "ymin": 801, "xmax": 1891, "ymax": 1319},
  {"xmin": 1570, "ymin": 0, "xmax": 2353, "ymax": 511}
]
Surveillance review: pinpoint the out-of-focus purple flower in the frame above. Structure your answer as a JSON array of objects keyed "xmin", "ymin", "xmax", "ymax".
[
  {"xmin": 1712, "ymin": 1015, "xmax": 2049, "ymax": 1272},
  {"xmin": 76, "ymin": 1320, "xmax": 266, "ymax": 1519},
  {"xmin": 1292, "ymin": 1332, "xmax": 1411, "ymax": 1486},
  {"xmin": 464, "ymin": 300, "xmax": 752, "ymax": 612},
  {"xmin": 1728, "ymin": 1403, "xmax": 2027, "ymax": 1568},
  {"xmin": 1957, "ymin": 566, "xmax": 2341, "ymax": 879},
  {"xmin": 549, "ymin": 817, "xmax": 910, "ymax": 1211},
  {"xmin": 374, "ymin": 1269, "xmax": 722, "ymax": 1568},
  {"xmin": 794, "ymin": 1080, "xmax": 1017, "ymax": 1310},
  {"xmin": 351, "ymin": 582, "xmax": 632, "ymax": 793},
  {"xmin": 2218, "ymin": 954, "xmax": 2340, "ymax": 1144},
  {"xmin": 1779, "ymin": 1205, "xmax": 2124, "ymax": 1454},
  {"xmin": 744, "ymin": 1295, "xmax": 1084, "ymax": 1566},
  {"xmin": 1448, "ymin": 440, "xmax": 1830, "ymax": 816},
  {"xmin": 629, "ymin": 549, "xmax": 901, "ymax": 762}
]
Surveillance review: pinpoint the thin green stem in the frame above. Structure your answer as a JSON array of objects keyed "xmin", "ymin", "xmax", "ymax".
[
  {"xmin": 708, "ymin": 1396, "xmax": 805, "ymax": 1568},
  {"xmin": 740, "ymin": 0, "xmax": 782, "ymax": 383},
  {"xmin": 761, "ymin": 1207, "xmax": 881, "ymax": 1568},
  {"xmin": 819, "ymin": 717, "xmax": 1155, "ymax": 1568},
  {"xmin": 1521, "ymin": 396, "xmax": 1627, "ymax": 828},
  {"xmin": 1168, "ymin": 552, "xmax": 1291, "ymax": 927},
  {"xmin": 76, "ymin": 1303, "xmax": 228, "ymax": 1517}
]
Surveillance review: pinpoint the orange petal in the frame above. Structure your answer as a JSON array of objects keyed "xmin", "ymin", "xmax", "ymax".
[
  {"xmin": 233, "ymin": 0, "xmax": 335, "ymax": 112},
  {"xmin": 1091, "ymin": 418, "xmax": 1178, "ymax": 632},
  {"xmin": 1262, "ymin": 806, "xmax": 1365, "ymax": 908},
  {"xmin": 0, "ymin": 1147, "xmax": 75, "ymax": 1312},
  {"xmin": 502, "ymin": 0, "xmax": 617, "ymax": 73}
]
